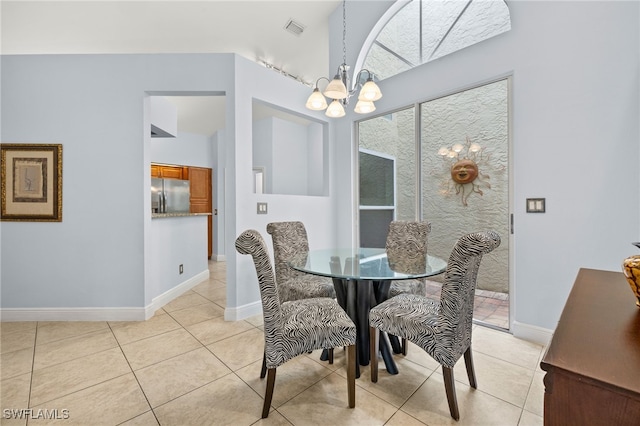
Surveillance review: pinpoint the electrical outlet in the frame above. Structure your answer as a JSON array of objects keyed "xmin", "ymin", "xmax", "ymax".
[
  {"xmin": 257, "ymin": 202, "xmax": 268, "ymax": 214},
  {"xmin": 179, "ymin": 264, "xmax": 184, "ymax": 274}
]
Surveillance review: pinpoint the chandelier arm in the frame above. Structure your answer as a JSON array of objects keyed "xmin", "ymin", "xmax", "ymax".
[
  {"xmin": 314, "ymin": 76, "xmax": 331, "ymax": 90},
  {"xmin": 351, "ymin": 69, "xmax": 372, "ymax": 92},
  {"xmin": 356, "ymin": 69, "xmax": 373, "ymax": 80}
]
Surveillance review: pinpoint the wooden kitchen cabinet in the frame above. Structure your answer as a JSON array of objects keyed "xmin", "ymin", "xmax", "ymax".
[
  {"xmin": 540, "ymin": 268, "xmax": 640, "ymax": 425},
  {"xmin": 189, "ymin": 166, "xmax": 213, "ymax": 259},
  {"xmin": 151, "ymin": 162, "xmax": 212, "ymax": 258},
  {"xmin": 151, "ymin": 163, "xmax": 188, "ymax": 179}
]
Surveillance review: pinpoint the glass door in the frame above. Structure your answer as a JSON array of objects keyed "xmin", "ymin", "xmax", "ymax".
[
  {"xmin": 420, "ymin": 79, "xmax": 510, "ymax": 329},
  {"xmin": 358, "ymin": 79, "xmax": 510, "ymax": 330}
]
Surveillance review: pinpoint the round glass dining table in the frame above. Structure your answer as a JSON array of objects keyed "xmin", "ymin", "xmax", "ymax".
[{"xmin": 289, "ymin": 248, "xmax": 447, "ymax": 376}]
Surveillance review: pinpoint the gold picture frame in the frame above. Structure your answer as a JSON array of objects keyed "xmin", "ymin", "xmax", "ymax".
[{"xmin": 1, "ymin": 143, "xmax": 62, "ymax": 222}]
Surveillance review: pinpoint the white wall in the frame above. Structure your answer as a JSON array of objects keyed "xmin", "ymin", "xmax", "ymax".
[
  {"xmin": 149, "ymin": 216, "xmax": 208, "ymax": 305},
  {"xmin": 151, "ymin": 131, "xmax": 214, "ymax": 169},
  {"xmin": 332, "ymin": 0, "xmax": 640, "ymax": 338},
  {"xmin": 252, "ymin": 118, "xmax": 274, "ymax": 193},
  {"xmin": 272, "ymin": 118, "xmax": 309, "ymax": 195},
  {"xmin": 307, "ymin": 123, "xmax": 325, "ymax": 196},
  {"xmin": 228, "ymin": 56, "xmax": 336, "ymax": 319},
  {"xmin": 252, "ymin": 116, "xmax": 324, "ymax": 196}
]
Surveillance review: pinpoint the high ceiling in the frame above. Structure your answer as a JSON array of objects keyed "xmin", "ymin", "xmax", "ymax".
[{"xmin": 1, "ymin": 0, "xmax": 342, "ymax": 135}]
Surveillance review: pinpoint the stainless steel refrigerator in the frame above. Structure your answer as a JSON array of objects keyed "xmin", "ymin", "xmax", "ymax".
[{"xmin": 151, "ymin": 177, "xmax": 190, "ymax": 213}]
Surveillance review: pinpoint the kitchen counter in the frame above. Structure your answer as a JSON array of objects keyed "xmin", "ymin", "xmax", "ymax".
[{"xmin": 152, "ymin": 212, "xmax": 212, "ymax": 219}]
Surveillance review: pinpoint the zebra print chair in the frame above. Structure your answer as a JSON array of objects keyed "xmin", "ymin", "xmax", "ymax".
[
  {"xmin": 235, "ymin": 229, "xmax": 357, "ymax": 419},
  {"xmin": 385, "ymin": 220, "xmax": 432, "ymax": 354},
  {"xmin": 266, "ymin": 221, "xmax": 336, "ymax": 303},
  {"xmin": 369, "ymin": 230, "xmax": 500, "ymax": 421}
]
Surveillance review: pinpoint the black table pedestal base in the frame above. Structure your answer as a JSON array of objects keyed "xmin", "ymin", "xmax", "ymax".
[{"xmin": 331, "ymin": 277, "xmax": 398, "ymax": 378}]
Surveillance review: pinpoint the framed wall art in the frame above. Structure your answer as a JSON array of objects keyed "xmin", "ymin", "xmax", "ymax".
[{"xmin": 1, "ymin": 143, "xmax": 62, "ymax": 222}]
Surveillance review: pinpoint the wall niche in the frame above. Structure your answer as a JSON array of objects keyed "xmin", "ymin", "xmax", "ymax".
[{"xmin": 252, "ymin": 100, "xmax": 327, "ymax": 196}]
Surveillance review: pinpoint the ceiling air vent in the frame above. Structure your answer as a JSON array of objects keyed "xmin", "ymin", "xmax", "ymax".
[{"xmin": 284, "ymin": 19, "xmax": 305, "ymax": 36}]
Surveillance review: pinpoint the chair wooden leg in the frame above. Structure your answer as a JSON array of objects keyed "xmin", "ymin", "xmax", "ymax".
[
  {"xmin": 260, "ymin": 353, "xmax": 267, "ymax": 378},
  {"xmin": 401, "ymin": 338, "xmax": 408, "ymax": 356},
  {"xmin": 464, "ymin": 347, "xmax": 477, "ymax": 389},
  {"xmin": 262, "ymin": 368, "xmax": 276, "ymax": 418},
  {"xmin": 328, "ymin": 348, "xmax": 334, "ymax": 364},
  {"xmin": 442, "ymin": 366, "xmax": 460, "ymax": 421},
  {"xmin": 346, "ymin": 344, "xmax": 356, "ymax": 408},
  {"xmin": 369, "ymin": 326, "xmax": 379, "ymax": 383}
]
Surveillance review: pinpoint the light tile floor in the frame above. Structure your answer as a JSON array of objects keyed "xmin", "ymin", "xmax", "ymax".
[{"xmin": 1, "ymin": 260, "xmax": 545, "ymax": 425}]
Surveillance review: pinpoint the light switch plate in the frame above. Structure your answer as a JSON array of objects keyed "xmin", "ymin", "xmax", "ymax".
[
  {"xmin": 257, "ymin": 202, "xmax": 268, "ymax": 214},
  {"xmin": 526, "ymin": 198, "xmax": 545, "ymax": 213}
]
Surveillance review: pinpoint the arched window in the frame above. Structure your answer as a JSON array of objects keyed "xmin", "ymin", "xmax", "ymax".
[{"xmin": 361, "ymin": 0, "xmax": 511, "ymax": 81}]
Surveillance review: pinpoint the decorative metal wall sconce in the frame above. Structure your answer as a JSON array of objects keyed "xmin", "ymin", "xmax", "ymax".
[{"xmin": 438, "ymin": 136, "xmax": 490, "ymax": 206}]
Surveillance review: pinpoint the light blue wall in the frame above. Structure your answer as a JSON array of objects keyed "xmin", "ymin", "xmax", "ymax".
[
  {"xmin": 0, "ymin": 53, "xmax": 335, "ymax": 319},
  {"xmin": 328, "ymin": 0, "xmax": 640, "ymax": 334}
]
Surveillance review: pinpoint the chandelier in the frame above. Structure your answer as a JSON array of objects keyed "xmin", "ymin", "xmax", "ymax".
[{"xmin": 305, "ymin": 0, "xmax": 382, "ymax": 118}]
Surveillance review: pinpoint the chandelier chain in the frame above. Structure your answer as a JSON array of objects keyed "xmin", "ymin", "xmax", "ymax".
[{"xmin": 342, "ymin": 0, "xmax": 347, "ymax": 65}]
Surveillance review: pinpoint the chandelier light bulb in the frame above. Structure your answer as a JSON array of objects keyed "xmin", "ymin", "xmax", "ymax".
[
  {"xmin": 469, "ymin": 142, "xmax": 482, "ymax": 152},
  {"xmin": 323, "ymin": 75, "xmax": 348, "ymax": 100},
  {"xmin": 358, "ymin": 79, "xmax": 382, "ymax": 101},
  {"xmin": 305, "ymin": 88, "xmax": 328, "ymax": 111},
  {"xmin": 354, "ymin": 100, "xmax": 375, "ymax": 114},
  {"xmin": 447, "ymin": 150, "xmax": 458, "ymax": 159},
  {"xmin": 452, "ymin": 143, "xmax": 464, "ymax": 153},
  {"xmin": 325, "ymin": 100, "xmax": 346, "ymax": 118},
  {"xmin": 438, "ymin": 147, "xmax": 450, "ymax": 156}
]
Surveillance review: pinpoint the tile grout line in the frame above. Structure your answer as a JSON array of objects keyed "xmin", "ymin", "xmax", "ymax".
[
  {"xmin": 106, "ymin": 321, "xmax": 161, "ymax": 426},
  {"xmin": 26, "ymin": 322, "xmax": 38, "ymax": 411}
]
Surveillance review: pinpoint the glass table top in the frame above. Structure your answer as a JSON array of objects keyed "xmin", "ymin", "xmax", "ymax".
[{"xmin": 289, "ymin": 248, "xmax": 447, "ymax": 281}]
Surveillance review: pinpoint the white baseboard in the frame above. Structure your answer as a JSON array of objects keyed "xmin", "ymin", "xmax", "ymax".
[
  {"xmin": 145, "ymin": 270, "xmax": 210, "ymax": 319},
  {"xmin": 511, "ymin": 320, "xmax": 554, "ymax": 347},
  {"xmin": 224, "ymin": 300, "xmax": 262, "ymax": 321},
  {"xmin": 212, "ymin": 254, "xmax": 226, "ymax": 262},
  {"xmin": 0, "ymin": 307, "xmax": 147, "ymax": 322},
  {"xmin": 0, "ymin": 270, "xmax": 210, "ymax": 322}
]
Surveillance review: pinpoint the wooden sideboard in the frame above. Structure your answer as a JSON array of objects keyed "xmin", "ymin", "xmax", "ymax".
[{"xmin": 540, "ymin": 268, "xmax": 640, "ymax": 425}]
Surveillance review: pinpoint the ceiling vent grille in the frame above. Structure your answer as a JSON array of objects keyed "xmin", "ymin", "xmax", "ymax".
[{"xmin": 284, "ymin": 19, "xmax": 305, "ymax": 36}]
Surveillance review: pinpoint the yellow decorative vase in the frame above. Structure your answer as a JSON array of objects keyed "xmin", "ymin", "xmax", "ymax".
[{"xmin": 622, "ymin": 243, "xmax": 640, "ymax": 308}]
